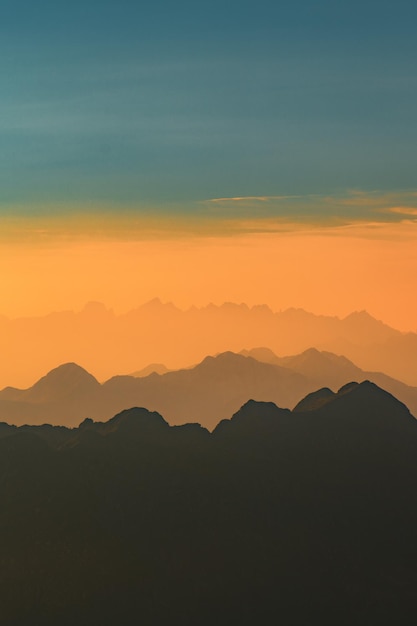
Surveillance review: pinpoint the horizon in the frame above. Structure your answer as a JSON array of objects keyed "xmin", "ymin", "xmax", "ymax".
[
  {"xmin": 1, "ymin": 223, "xmax": 417, "ymax": 333},
  {"xmin": 1, "ymin": 0, "xmax": 417, "ymax": 334},
  {"xmin": 0, "ymin": 297, "xmax": 408, "ymax": 333},
  {"xmin": 0, "ymin": 297, "xmax": 416, "ymax": 392}
]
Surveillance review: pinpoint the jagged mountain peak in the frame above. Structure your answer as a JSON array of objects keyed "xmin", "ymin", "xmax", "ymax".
[
  {"xmin": 344, "ymin": 309, "xmax": 374, "ymax": 321},
  {"xmin": 213, "ymin": 399, "xmax": 291, "ymax": 438},
  {"xmin": 131, "ymin": 363, "xmax": 170, "ymax": 377},
  {"xmin": 33, "ymin": 362, "xmax": 98, "ymax": 384},
  {"xmin": 105, "ymin": 406, "xmax": 169, "ymax": 434},
  {"xmin": 285, "ymin": 347, "xmax": 356, "ymax": 367},
  {"xmin": 342, "ymin": 310, "xmax": 399, "ymax": 336},
  {"xmin": 199, "ymin": 351, "xmax": 247, "ymax": 368},
  {"xmin": 293, "ymin": 387, "xmax": 336, "ymax": 412},
  {"xmin": 80, "ymin": 301, "xmax": 113, "ymax": 316},
  {"xmin": 295, "ymin": 380, "xmax": 415, "ymax": 429},
  {"xmin": 338, "ymin": 381, "xmax": 360, "ymax": 395},
  {"xmin": 138, "ymin": 298, "xmax": 179, "ymax": 313},
  {"xmin": 239, "ymin": 347, "xmax": 278, "ymax": 362},
  {"xmin": 26, "ymin": 362, "xmax": 100, "ymax": 403}
]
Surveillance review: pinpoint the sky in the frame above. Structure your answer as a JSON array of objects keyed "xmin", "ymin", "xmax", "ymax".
[{"xmin": 1, "ymin": 0, "xmax": 417, "ymax": 330}]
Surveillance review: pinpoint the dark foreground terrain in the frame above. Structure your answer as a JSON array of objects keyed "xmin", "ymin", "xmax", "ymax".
[{"xmin": 1, "ymin": 381, "xmax": 417, "ymax": 625}]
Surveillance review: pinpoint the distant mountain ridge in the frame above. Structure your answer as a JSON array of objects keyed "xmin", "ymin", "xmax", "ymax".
[
  {"xmin": 1, "ymin": 348, "xmax": 416, "ymax": 429},
  {"xmin": 240, "ymin": 346, "xmax": 362, "ymax": 385},
  {"xmin": 130, "ymin": 363, "xmax": 170, "ymax": 377},
  {"xmin": 0, "ymin": 300, "xmax": 416, "ymax": 389}
]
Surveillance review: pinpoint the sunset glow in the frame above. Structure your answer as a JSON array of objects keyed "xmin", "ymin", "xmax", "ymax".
[
  {"xmin": 0, "ymin": 206, "xmax": 415, "ymax": 332},
  {"xmin": 0, "ymin": 0, "xmax": 416, "ymax": 374}
]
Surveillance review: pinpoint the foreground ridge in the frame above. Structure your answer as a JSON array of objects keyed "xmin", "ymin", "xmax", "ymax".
[{"xmin": 0, "ymin": 381, "xmax": 416, "ymax": 625}]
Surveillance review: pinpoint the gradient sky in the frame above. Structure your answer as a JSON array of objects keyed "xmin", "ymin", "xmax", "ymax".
[{"xmin": 1, "ymin": 0, "xmax": 417, "ymax": 329}]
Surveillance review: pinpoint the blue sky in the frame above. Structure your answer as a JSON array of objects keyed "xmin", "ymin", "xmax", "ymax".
[{"xmin": 1, "ymin": 0, "xmax": 417, "ymax": 223}]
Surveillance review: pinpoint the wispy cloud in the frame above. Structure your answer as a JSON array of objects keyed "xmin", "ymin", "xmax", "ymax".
[
  {"xmin": 1, "ymin": 189, "xmax": 417, "ymax": 245},
  {"xmin": 204, "ymin": 189, "xmax": 417, "ymax": 226},
  {"xmin": 207, "ymin": 195, "xmax": 303, "ymax": 203},
  {"xmin": 386, "ymin": 206, "xmax": 417, "ymax": 216}
]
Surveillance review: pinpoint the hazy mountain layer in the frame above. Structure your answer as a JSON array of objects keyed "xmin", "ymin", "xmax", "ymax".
[
  {"xmin": 1, "ymin": 300, "xmax": 416, "ymax": 389},
  {"xmin": 0, "ymin": 382, "xmax": 416, "ymax": 625},
  {"xmin": 1, "ymin": 349, "xmax": 417, "ymax": 429}
]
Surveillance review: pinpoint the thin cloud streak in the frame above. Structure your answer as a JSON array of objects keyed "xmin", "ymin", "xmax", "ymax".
[
  {"xmin": 205, "ymin": 189, "xmax": 417, "ymax": 226},
  {"xmin": 1, "ymin": 189, "xmax": 417, "ymax": 245}
]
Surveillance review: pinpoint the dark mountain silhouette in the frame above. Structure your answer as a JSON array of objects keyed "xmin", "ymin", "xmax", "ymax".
[
  {"xmin": 292, "ymin": 385, "xmax": 336, "ymax": 411},
  {"xmin": 1, "ymin": 300, "xmax": 417, "ymax": 389},
  {"xmin": 1, "ymin": 348, "xmax": 416, "ymax": 429},
  {"xmin": 241, "ymin": 346, "xmax": 417, "ymax": 417},
  {"xmin": 0, "ymin": 382, "xmax": 416, "ymax": 624}
]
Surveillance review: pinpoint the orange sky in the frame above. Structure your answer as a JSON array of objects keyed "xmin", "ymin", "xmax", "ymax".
[{"xmin": 1, "ymin": 216, "xmax": 416, "ymax": 332}]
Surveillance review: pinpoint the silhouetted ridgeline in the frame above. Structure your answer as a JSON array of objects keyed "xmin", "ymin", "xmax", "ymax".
[
  {"xmin": 0, "ymin": 381, "xmax": 417, "ymax": 625},
  {"xmin": 2, "ymin": 301, "xmax": 417, "ymax": 389},
  {"xmin": 1, "ymin": 349, "xmax": 417, "ymax": 429}
]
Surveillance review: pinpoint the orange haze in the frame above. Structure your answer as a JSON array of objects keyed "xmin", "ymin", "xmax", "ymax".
[{"xmin": 0, "ymin": 221, "xmax": 416, "ymax": 332}]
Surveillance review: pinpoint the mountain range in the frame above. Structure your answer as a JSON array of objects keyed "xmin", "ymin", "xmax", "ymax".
[
  {"xmin": 1, "ymin": 299, "xmax": 417, "ymax": 389},
  {"xmin": 0, "ymin": 381, "xmax": 416, "ymax": 624},
  {"xmin": 1, "ymin": 348, "xmax": 417, "ymax": 429}
]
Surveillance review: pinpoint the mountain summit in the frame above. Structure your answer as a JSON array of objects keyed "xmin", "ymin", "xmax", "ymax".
[{"xmin": 24, "ymin": 363, "xmax": 101, "ymax": 403}]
